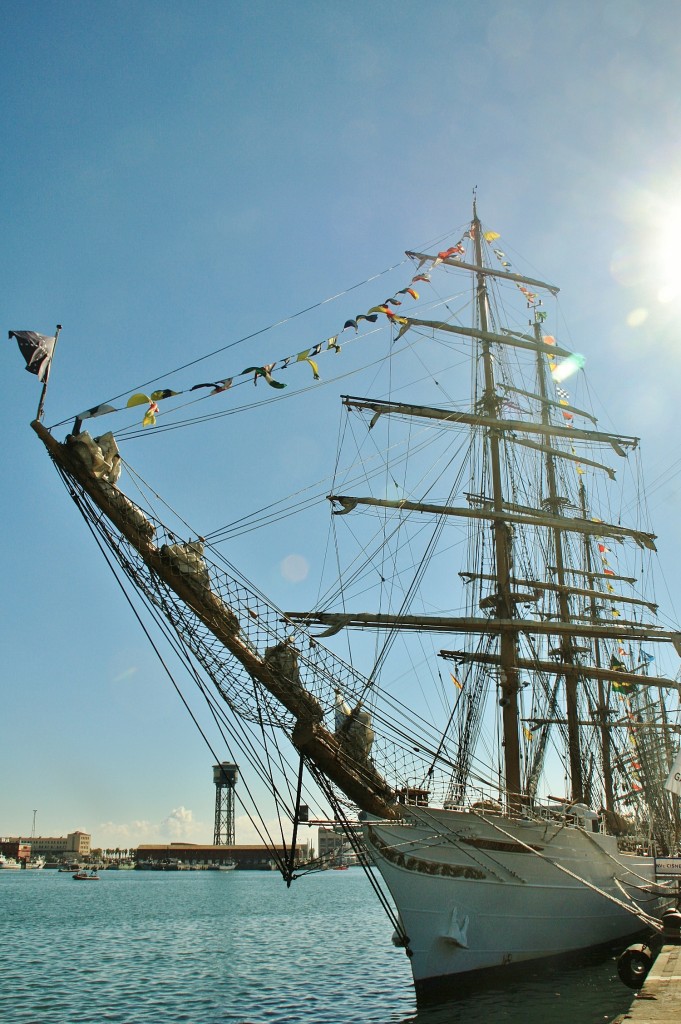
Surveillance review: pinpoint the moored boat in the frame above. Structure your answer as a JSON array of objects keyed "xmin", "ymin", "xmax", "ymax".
[
  {"xmin": 16, "ymin": 198, "xmax": 681, "ymax": 993},
  {"xmin": 24, "ymin": 857, "xmax": 45, "ymax": 870}
]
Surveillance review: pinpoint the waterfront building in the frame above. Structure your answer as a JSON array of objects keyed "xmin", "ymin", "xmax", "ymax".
[
  {"xmin": 135, "ymin": 842, "xmax": 310, "ymax": 869},
  {"xmin": 317, "ymin": 827, "xmax": 344, "ymax": 859},
  {"xmin": 2, "ymin": 831, "xmax": 91, "ymax": 859},
  {"xmin": 0, "ymin": 840, "xmax": 32, "ymax": 862},
  {"xmin": 317, "ymin": 827, "xmax": 357, "ymax": 865}
]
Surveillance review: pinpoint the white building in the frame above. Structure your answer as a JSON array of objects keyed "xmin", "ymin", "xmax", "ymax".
[{"xmin": 21, "ymin": 831, "xmax": 91, "ymax": 858}]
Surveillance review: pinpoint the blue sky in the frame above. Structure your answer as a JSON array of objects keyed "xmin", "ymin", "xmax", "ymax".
[{"xmin": 4, "ymin": 0, "xmax": 681, "ymax": 850}]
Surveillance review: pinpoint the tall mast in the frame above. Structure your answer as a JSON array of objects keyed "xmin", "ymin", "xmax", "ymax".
[
  {"xmin": 533, "ymin": 318, "xmax": 584, "ymax": 802},
  {"xmin": 472, "ymin": 200, "xmax": 522, "ymax": 806},
  {"xmin": 580, "ymin": 481, "xmax": 615, "ymax": 812}
]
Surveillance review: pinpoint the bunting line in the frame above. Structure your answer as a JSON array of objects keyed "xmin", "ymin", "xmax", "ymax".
[{"xmin": 46, "ymin": 222, "xmax": 574, "ymax": 430}]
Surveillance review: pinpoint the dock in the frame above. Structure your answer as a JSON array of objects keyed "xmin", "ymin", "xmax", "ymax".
[{"xmin": 616, "ymin": 946, "xmax": 681, "ymax": 1023}]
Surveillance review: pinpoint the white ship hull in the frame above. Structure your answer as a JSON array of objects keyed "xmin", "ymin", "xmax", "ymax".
[{"xmin": 365, "ymin": 807, "xmax": 666, "ymax": 990}]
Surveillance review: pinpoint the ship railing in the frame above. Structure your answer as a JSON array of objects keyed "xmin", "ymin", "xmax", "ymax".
[
  {"xmin": 530, "ymin": 799, "xmax": 603, "ymax": 832},
  {"xmin": 444, "ymin": 785, "xmax": 505, "ymax": 814},
  {"xmin": 448, "ymin": 791, "xmax": 605, "ymax": 831}
]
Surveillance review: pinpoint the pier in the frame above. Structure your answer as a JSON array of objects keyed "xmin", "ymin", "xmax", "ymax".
[{"xmin": 616, "ymin": 946, "xmax": 681, "ymax": 1024}]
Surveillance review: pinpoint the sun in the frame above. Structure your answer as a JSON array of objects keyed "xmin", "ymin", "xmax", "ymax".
[
  {"xmin": 651, "ymin": 201, "xmax": 681, "ymax": 305},
  {"xmin": 613, "ymin": 185, "xmax": 681, "ymax": 322}
]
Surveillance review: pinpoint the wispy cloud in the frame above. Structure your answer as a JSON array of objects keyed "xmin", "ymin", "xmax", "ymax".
[
  {"xmin": 95, "ymin": 810, "xmax": 301, "ymax": 851},
  {"xmin": 111, "ymin": 667, "xmax": 139, "ymax": 683},
  {"xmin": 97, "ymin": 806, "xmax": 205, "ymax": 848},
  {"xmin": 162, "ymin": 805, "xmax": 197, "ymax": 839}
]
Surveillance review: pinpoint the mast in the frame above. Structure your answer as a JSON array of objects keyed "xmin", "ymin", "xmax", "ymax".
[
  {"xmin": 533, "ymin": 317, "xmax": 584, "ymax": 802},
  {"xmin": 471, "ymin": 199, "xmax": 522, "ymax": 807},
  {"xmin": 580, "ymin": 481, "xmax": 615, "ymax": 812},
  {"xmin": 659, "ymin": 696, "xmax": 681, "ymax": 846},
  {"xmin": 36, "ymin": 324, "xmax": 62, "ymax": 423}
]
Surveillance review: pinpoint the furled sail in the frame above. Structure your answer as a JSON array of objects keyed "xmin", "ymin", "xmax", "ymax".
[{"xmin": 32, "ymin": 420, "xmax": 399, "ymax": 819}]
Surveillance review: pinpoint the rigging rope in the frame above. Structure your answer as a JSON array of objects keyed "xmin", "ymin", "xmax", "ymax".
[
  {"xmin": 49, "ymin": 261, "xmax": 410, "ymax": 430},
  {"xmin": 472, "ymin": 808, "xmax": 664, "ymax": 932},
  {"xmin": 56, "ymin": 464, "xmax": 321, "ymax": 874}
]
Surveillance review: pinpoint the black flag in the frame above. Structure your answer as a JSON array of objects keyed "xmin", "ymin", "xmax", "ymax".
[{"xmin": 9, "ymin": 330, "xmax": 56, "ymax": 383}]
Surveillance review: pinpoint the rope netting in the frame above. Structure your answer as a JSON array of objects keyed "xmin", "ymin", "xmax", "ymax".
[{"xmin": 50, "ymin": 430, "xmax": 461, "ymax": 812}]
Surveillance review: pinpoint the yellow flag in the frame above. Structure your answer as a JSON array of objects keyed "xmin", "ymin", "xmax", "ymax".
[
  {"xmin": 127, "ymin": 392, "xmax": 151, "ymax": 408},
  {"xmin": 523, "ymin": 726, "xmax": 534, "ymax": 741},
  {"xmin": 142, "ymin": 402, "xmax": 159, "ymax": 428},
  {"xmin": 484, "ymin": 231, "xmax": 500, "ymax": 242},
  {"xmin": 450, "ymin": 672, "xmax": 463, "ymax": 690}
]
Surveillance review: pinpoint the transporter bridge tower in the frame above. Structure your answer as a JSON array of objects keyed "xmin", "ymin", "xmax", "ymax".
[{"xmin": 213, "ymin": 762, "xmax": 239, "ymax": 845}]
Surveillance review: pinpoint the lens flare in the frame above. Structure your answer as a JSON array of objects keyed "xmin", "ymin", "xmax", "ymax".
[
  {"xmin": 627, "ymin": 308, "xmax": 648, "ymax": 327},
  {"xmin": 551, "ymin": 353, "xmax": 585, "ymax": 383},
  {"xmin": 280, "ymin": 554, "xmax": 309, "ymax": 583}
]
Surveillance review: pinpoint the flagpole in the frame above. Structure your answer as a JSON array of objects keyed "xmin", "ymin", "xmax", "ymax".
[{"xmin": 36, "ymin": 324, "xmax": 62, "ymax": 423}]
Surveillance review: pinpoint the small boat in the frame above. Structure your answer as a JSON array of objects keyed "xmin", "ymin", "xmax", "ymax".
[
  {"xmin": 0, "ymin": 855, "xmax": 21, "ymax": 870},
  {"xmin": 72, "ymin": 870, "xmax": 100, "ymax": 880},
  {"xmin": 25, "ymin": 856, "xmax": 46, "ymax": 870}
]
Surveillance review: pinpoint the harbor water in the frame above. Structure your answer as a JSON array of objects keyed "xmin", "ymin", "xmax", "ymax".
[{"xmin": 0, "ymin": 868, "xmax": 636, "ymax": 1024}]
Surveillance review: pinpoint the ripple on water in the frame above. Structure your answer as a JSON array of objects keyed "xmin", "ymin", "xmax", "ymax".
[{"xmin": 0, "ymin": 870, "xmax": 634, "ymax": 1024}]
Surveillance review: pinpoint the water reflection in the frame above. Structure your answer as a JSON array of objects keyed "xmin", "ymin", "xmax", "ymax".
[{"xmin": 397, "ymin": 949, "xmax": 634, "ymax": 1024}]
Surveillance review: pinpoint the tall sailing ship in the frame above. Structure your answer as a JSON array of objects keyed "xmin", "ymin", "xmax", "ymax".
[{"xmin": 14, "ymin": 200, "xmax": 681, "ymax": 992}]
